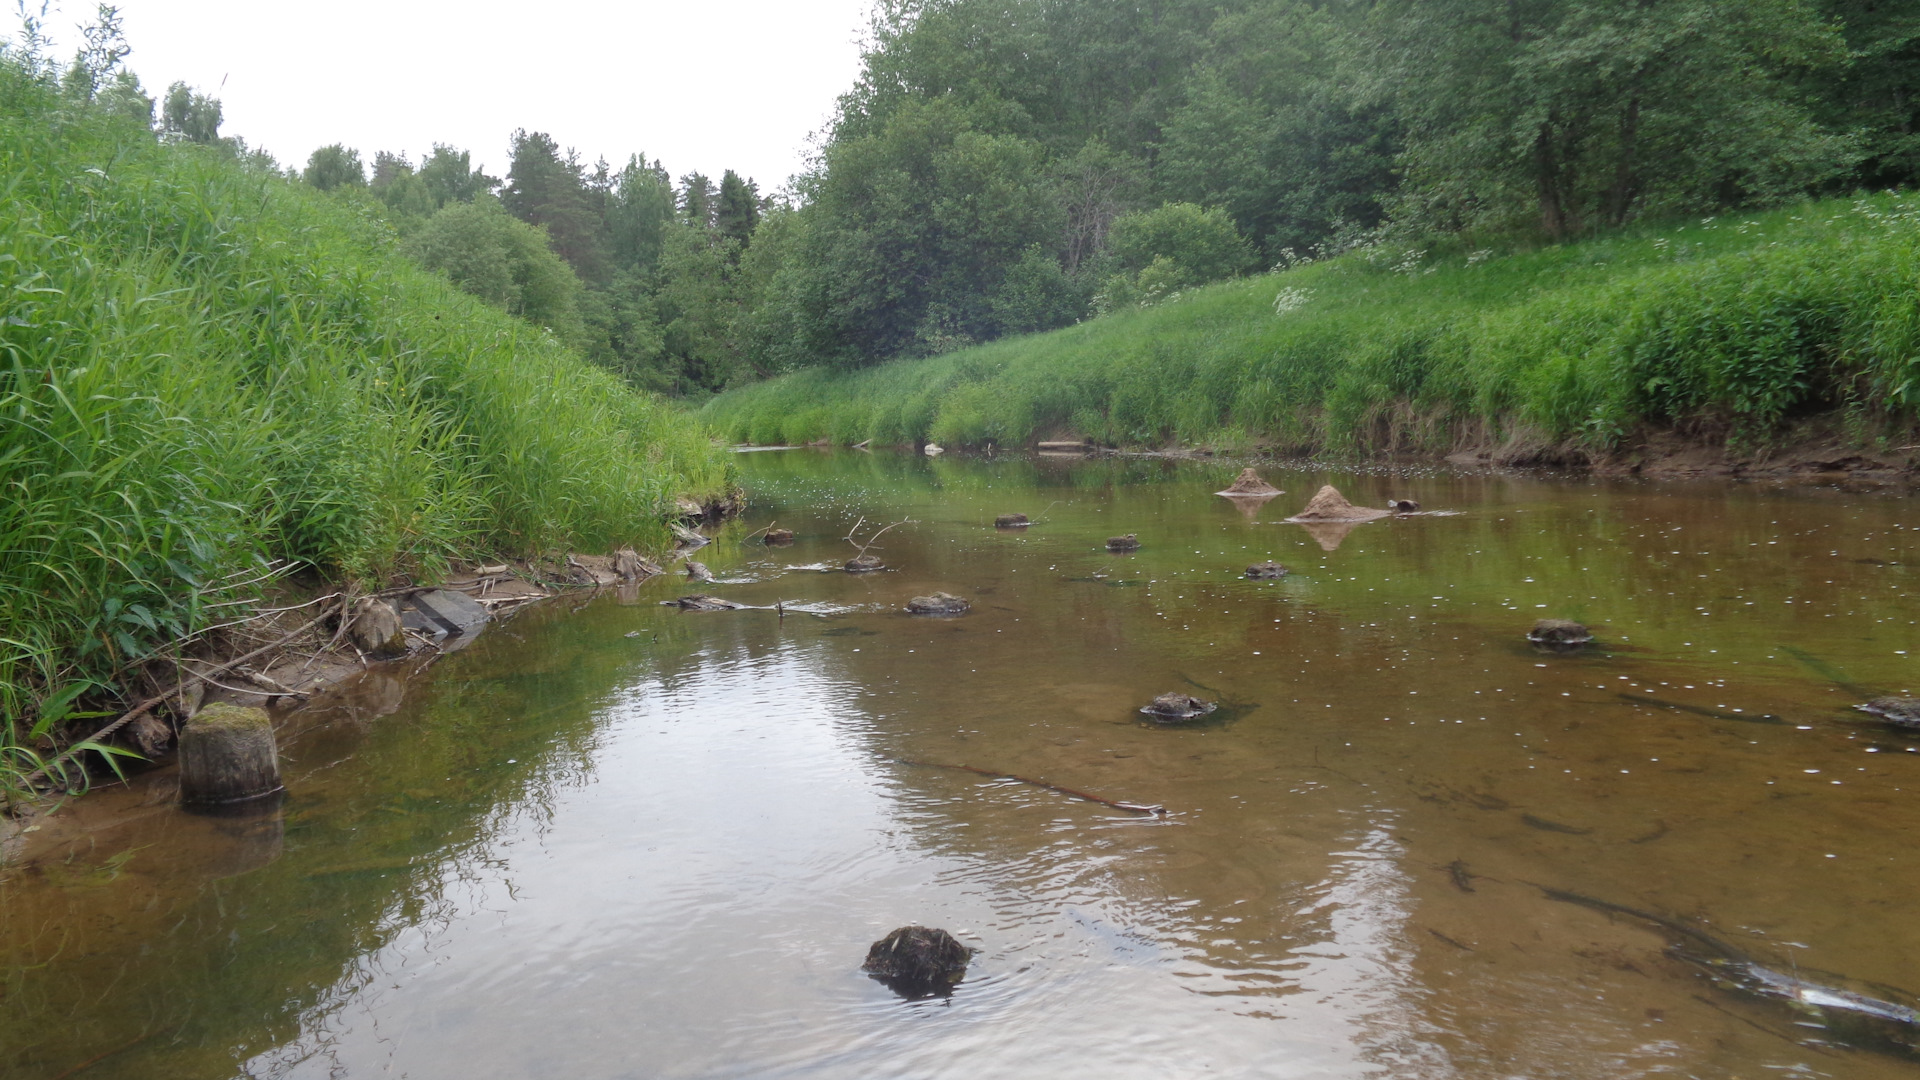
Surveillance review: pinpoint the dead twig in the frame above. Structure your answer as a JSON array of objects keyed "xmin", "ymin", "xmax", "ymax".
[{"xmin": 844, "ymin": 516, "xmax": 912, "ymax": 558}]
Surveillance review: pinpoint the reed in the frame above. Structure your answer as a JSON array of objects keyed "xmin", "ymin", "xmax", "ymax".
[
  {"xmin": 0, "ymin": 52, "xmax": 730, "ymax": 790},
  {"xmin": 702, "ymin": 195, "xmax": 1920, "ymax": 456}
]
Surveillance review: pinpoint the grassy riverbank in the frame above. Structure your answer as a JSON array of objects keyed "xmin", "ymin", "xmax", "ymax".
[
  {"xmin": 0, "ymin": 57, "xmax": 730, "ymax": 782},
  {"xmin": 703, "ymin": 194, "xmax": 1920, "ymax": 457}
]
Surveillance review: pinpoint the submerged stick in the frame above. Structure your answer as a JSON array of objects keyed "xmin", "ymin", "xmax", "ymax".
[{"xmin": 898, "ymin": 758, "xmax": 1167, "ymax": 816}]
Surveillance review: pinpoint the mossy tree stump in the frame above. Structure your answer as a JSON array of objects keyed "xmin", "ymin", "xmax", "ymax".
[{"xmin": 179, "ymin": 703, "xmax": 283, "ymax": 806}]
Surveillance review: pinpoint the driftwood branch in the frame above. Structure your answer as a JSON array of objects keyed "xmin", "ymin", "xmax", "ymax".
[
  {"xmin": 898, "ymin": 759, "xmax": 1167, "ymax": 816},
  {"xmin": 845, "ymin": 516, "xmax": 912, "ymax": 558}
]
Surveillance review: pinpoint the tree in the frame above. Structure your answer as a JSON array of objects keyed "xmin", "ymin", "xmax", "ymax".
[
  {"xmin": 680, "ymin": 172, "xmax": 716, "ymax": 230},
  {"xmin": 716, "ymin": 170, "xmax": 761, "ymax": 249},
  {"xmin": 417, "ymin": 145, "xmax": 500, "ymax": 208},
  {"xmin": 503, "ymin": 130, "xmax": 609, "ymax": 284},
  {"xmin": 605, "ymin": 156, "xmax": 677, "ymax": 273},
  {"xmin": 303, "ymin": 144, "xmax": 366, "ymax": 191},
  {"xmin": 1358, "ymin": 0, "xmax": 1854, "ymax": 238},
  {"xmin": 402, "ymin": 197, "xmax": 584, "ymax": 342},
  {"xmin": 161, "ymin": 81, "xmax": 222, "ymax": 145}
]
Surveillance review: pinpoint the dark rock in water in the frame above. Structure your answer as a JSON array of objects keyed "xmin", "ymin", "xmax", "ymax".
[
  {"xmin": 1389, "ymin": 498, "xmax": 1420, "ymax": 513},
  {"xmin": 1528, "ymin": 619, "xmax": 1593, "ymax": 647},
  {"xmin": 660, "ymin": 594, "xmax": 745, "ymax": 611},
  {"xmin": 846, "ymin": 554, "xmax": 884, "ymax": 572},
  {"xmin": 670, "ymin": 521, "xmax": 710, "ymax": 549},
  {"xmin": 863, "ymin": 926, "xmax": 971, "ymax": 996},
  {"xmin": 1857, "ymin": 697, "xmax": 1920, "ymax": 729},
  {"xmin": 1140, "ymin": 692, "xmax": 1218, "ymax": 721},
  {"xmin": 1106, "ymin": 534, "xmax": 1141, "ymax": 552},
  {"xmin": 995, "ymin": 513, "xmax": 1030, "ymax": 528},
  {"xmin": 347, "ymin": 597, "xmax": 406, "ymax": 658},
  {"xmin": 179, "ymin": 703, "xmax": 283, "ymax": 806},
  {"xmin": 685, "ymin": 561, "xmax": 714, "ymax": 583},
  {"xmin": 906, "ymin": 592, "xmax": 970, "ymax": 615},
  {"xmin": 764, "ymin": 528, "xmax": 794, "ymax": 545},
  {"xmin": 1246, "ymin": 561, "xmax": 1288, "ymax": 579}
]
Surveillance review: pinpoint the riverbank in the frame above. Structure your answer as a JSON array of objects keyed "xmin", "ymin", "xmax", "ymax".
[
  {"xmin": 0, "ymin": 54, "xmax": 734, "ymax": 806},
  {"xmin": 701, "ymin": 192, "xmax": 1920, "ymax": 465}
]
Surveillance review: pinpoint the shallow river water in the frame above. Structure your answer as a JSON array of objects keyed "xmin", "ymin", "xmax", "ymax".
[{"xmin": 6, "ymin": 451, "xmax": 1920, "ymax": 1080}]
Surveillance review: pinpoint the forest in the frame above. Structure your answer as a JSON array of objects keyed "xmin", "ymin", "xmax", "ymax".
[{"xmin": 271, "ymin": 0, "xmax": 1917, "ymax": 394}]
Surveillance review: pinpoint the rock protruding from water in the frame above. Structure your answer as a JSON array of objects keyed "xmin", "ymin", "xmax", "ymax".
[
  {"xmin": 661, "ymin": 595, "xmax": 746, "ymax": 611},
  {"xmin": 1389, "ymin": 498, "xmax": 1420, "ymax": 513},
  {"xmin": 1140, "ymin": 693, "xmax": 1218, "ymax": 722},
  {"xmin": 995, "ymin": 513, "xmax": 1030, "ymax": 528},
  {"xmin": 862, "ymin": 926, "xmax": 971, "ymax": 996},
  {"xmin": 179, "ymin": 703, "xmax": 283, "ymax": 806},
  {"xmin": 1107, "ymin": 534, "xmax": 1141, "ymax": 552},
  {"xmin": 614, "ymin": 548, "xmax": 662, "ymax": 581},
  {"xmin": 1287, "ymin": 485, "xmax": 1391, "ymax": 522},
  {"xmin": 685, "ymin": 561, "xmax": 714, "ymax": 583},
  {"xmin": 348, "ymin": 597, "xmax": 406, "ymax": 658},
  {"xmin": 764, "ymin": 528, "xmax": 795, "ymax": 545},
  {"xmin": 906, "ymin": 592, "xmax": 970, "ymax": 615},
  {"xmin": 1246, "ymin": 561, "xmax": 1288, "ymax": 579},
  {"xmin": 1528, "ymin": 619, "xmax": 1594, "ymax": 648},
  {"xmin": 1217, "ymin": 468, "xmax": 1282, "ymax": 497},
  {"xmin": 846, "ymin": 554, "xmax": 885, "ymax": 572},
  {"xmin": 1857, "ymin": 697, "xmax": 1920, "ymax": 729}
]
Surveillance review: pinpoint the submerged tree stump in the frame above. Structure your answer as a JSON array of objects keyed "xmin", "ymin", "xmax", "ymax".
[
  {"xmin": 348, "ymin": 597, "xmax": 406, "ymax": 659},
  {"xmin": 846, "ymin": 554, "xmax": 884, "ymax": 572},
  {"xmin": 179, "ymin": 703, "xmax": 283, "ymax": 806},
  {"xmin": 906, "ymin": 592, "xmax": 970, "ymax": 615},
  {"xmin": 1857, "ymin": 697, "xmax": 1920, "ymax": 730},
  {"xmin": 1246, "ymin": 561, "xmax": 1289, "ymax": 579},
  {"xmin": 764, "ymin": 528, "xmax": 795, "ymax": 545},
  {"xmin": 994, "ymin": 513, "xmax": 1030, "ymax": 528},
  {"xmin": 1106, "ymin": 534, "xmax": 1141, "ymax": 552}
]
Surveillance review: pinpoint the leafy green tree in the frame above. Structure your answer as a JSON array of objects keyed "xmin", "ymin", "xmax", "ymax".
[
  {"xmin": 716, "ymin": 170, "xmax": 760, "ymax": 249},
  {"xmin": 1814, "ymin": 0, "xmax": 1920, "ymax": 189},
  {"xmin": 417, "ymin": 145, "xmax": 499, "ymax": 208},
  {"xmin": 402, "ymin": 197, "xmax": 584, "ymax": 341},
  {"xmin": 302, "ymin": 144, "xmax": 366, "ymax": 191},
  {"xmin": 1106, "ymin": 202, "xmax": 1250, "ymax": 282},
  {"xmin": 605, "ymin": 156, "xmax": 677, "ymax": 273},
  {"xmin": 161, "ymin": 81, "xmax": 222, "ymax": 144},
  {"xmin": 1358, "ymin": 0, "xmax": 1854, "ymax": 238}
]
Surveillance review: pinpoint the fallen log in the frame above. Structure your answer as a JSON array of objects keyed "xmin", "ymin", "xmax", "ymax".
[{"xmin": 898, "ymin": 759, "xmax": 1166, "ymax": 816}]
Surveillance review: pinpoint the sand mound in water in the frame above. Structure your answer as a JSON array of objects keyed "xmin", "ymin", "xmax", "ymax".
[
  {"xmin": 1217, "ymin": 468, "xmax": 1282, "ymax": 497},
  {"xmin": 1287, "ymin": 485, "xmax": 1391, "ymax": 522}
]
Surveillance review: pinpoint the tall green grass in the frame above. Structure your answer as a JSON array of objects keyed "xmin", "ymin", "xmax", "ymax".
[
  {"xmin": 703, "ymin": 196, "xmax": 1920, "ymax": 454},
  {"xmin": 0, "ymin": 55, "xmax": 730, "ymax": 771}
]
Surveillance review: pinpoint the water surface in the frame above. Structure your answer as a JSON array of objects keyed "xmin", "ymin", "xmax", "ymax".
[{"xmin": 5, "ymin": 452, "xmax": 1919, "ymax": 1079}]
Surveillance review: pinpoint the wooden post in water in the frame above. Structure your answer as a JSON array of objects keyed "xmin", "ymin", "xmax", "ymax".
[{"xmin": 178, "ymin": 703, "xmax": 283, "ymax": 806}]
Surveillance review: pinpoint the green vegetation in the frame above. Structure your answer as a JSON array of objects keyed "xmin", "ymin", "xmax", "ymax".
[
  {"xmin": 271, "ymin": 0, "xmax": 1918, "ymax": 393},
  {"xmin": 0, "ymin": 17, "xmax": 730, "ymax": 785},
  {"xmin": 702, "ymin": 193, "xmax": 1920, "ymax": 452}
]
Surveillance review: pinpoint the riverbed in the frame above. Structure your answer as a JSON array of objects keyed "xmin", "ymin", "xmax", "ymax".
[{"xmin": 5, "ymin": 451, "xmax": 1919, "ymax": 1079}]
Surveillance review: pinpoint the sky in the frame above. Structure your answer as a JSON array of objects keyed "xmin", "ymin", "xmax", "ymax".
[{"xmin": 75, "ymin": 0, "xmax": 875, "ymax": 193}]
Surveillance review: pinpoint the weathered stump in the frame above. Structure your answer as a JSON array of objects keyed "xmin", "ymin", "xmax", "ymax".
[
  {"xmin": 348, "ymin": 597, "xmax": 406, "ymax": 659},
  {"xmin": 846, "ymin": 554, "xmax": 885, "ymax": 572},
  {"xmin": 1246, "ymin": 561, "xmax": 1289, "ymax": 579},
  {"xmin": 614, "ymin": 548, "xmax": 662, "ymax": 581},
  {"xmin": 764, "ymin": 528, "xmax": 795, "ymax": 545},
  {"xmin": 1528, "ymin": 619, "xmax": 1593, "ymax": 648},
  {"xmin": 1140, "ymin": 693, "xmax": 1217, "ymax": 722},
  {"xmin": 906, "ymin": 592, "xmax": 970, "ymax": 615},
  {"xmin": 995, "ymin": 513, "xmax": 1030, "ymax": 528},
  {"xmin": 1106, "ymin": 534, "xmax": 1141, "ymax": 552},
  {"xmin": 686, "ymin": 561, "xmax": 714, "ymax": 583},
  {"xmin": 179, "ymin": 703, "xmax": 283, "ymax": 806},
  {"xmin": 863, "ymin": 926, "xmax": 971, "ymax": 996},
  {"xmin": 1389, "ymin": 498, "xmax": 1420, "ymax": 513}
]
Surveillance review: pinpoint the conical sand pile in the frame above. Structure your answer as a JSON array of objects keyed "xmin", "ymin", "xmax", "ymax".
[
  {"xmin": 1287, "ymin": 485, "xmax": 1391, "ymax": 522},
  {"xmin": 1216, "ymin": 468, "xmax": 1282, "ymax": 497}
]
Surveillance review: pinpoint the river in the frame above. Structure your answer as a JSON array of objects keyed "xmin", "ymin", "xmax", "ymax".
[{"xmin": 5, "ymin": 450, "xmax": 1919, "ymax": 1079}]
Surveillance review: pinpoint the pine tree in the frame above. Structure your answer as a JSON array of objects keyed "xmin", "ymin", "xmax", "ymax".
[{"xmin": 716, "ymin": 170, "xmax": 761, "ymax": 248}]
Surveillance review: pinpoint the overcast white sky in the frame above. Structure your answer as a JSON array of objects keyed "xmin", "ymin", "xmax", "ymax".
[{"xmin": 73, "ymin": 0, "xmax": 875, "ymax": 192}]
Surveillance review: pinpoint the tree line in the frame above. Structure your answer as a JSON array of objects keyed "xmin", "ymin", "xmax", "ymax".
[{"xmin": 260, "ymin": 0, "xmax": 1916, "ymax": 390}]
